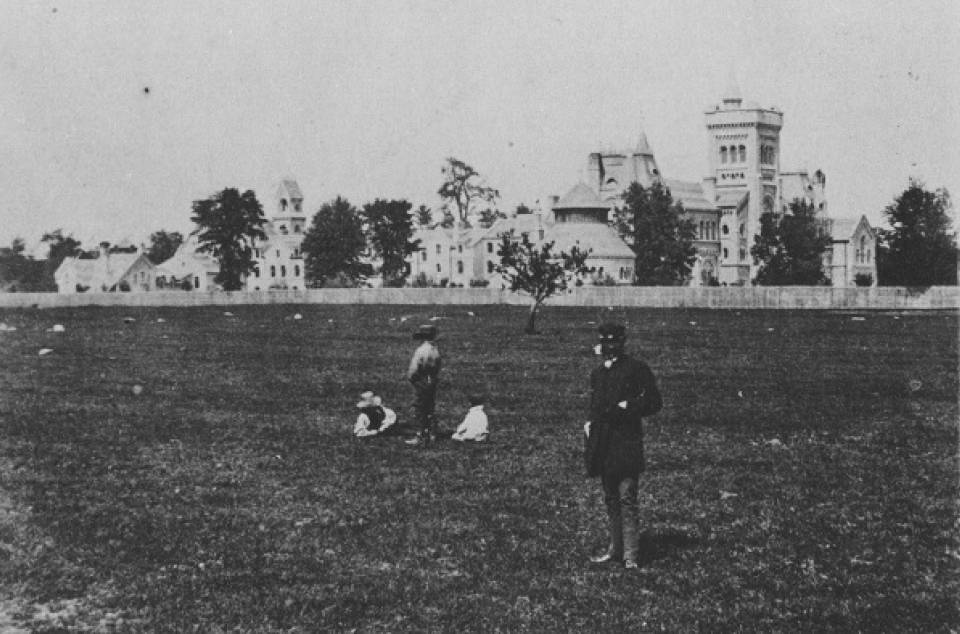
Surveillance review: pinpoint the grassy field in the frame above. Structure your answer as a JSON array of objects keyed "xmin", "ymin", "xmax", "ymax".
[{"xmin": 0, "ymin": 303, "xmax": 956, "ymax": 632}]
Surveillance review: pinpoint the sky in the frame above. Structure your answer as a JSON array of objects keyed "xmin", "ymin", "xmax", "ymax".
[{"xmin": 2, "ymin": 0, "xmax": 958, "ymax": 255}]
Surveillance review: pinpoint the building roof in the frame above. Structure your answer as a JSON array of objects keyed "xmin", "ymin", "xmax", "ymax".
[
  {"xmin": 634, "ymin": 131, "xmax": 653, "ymax": 155},
  {"xmin": 716, "ymin": 190, "xmax": 749, "ymax": 208},
  {"xmin": 548, "ymin": 223, "xmax": 635, "ymax": 260},
  {"xmin": 55, "ymin": 252, "xmax": 152, "ymax": 290},
  {"xmin": 829, "ymin": 216, "xmax": 874, "ymax": 241},
  {"xmin": 552, "ymin": 182, "xmax": 609, "ymax": 210},
  {"xmin": 278, "ymin": 179, "xmax": 303, "ymax": 200},
  {"xmin": 664, "ymin": 179, "xmax": 716, "ymax": 211}
]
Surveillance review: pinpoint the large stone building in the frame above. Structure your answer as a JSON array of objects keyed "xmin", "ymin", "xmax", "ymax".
[{"xmin": 589, "ymin": 85, "xmax": 877, "ymax": 286}]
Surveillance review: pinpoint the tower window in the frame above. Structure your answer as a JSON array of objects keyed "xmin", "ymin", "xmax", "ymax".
[
  {"xmin": 294, "ymin": 265, "xmax": 300, "ymax": 277},
  {"xmin": 457, "ymin": 261, "xmax": 463, "ymax": 274},
  {"xmin": 722, "ymin": 224, "xmax": 729, "ymax": 235},
  {"xmin": 738, "ymin": 145, "xmax": 746, "ymax": 163},
  {"xmin": 720, "ymin": 146, "xmax": 728, "ymax": 164}
]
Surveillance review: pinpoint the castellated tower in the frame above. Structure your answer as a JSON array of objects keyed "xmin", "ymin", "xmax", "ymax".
[{"xmin": 704, "ymin": 83, "xmax": 783, "ymax": 284}]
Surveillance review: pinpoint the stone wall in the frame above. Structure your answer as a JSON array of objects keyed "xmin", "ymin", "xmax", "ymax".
[{"xmin": 0, "ymin": 286, "xmax": 956, "ymax": 310}]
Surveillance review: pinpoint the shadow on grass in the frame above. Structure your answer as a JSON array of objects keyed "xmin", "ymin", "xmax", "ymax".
[{"xmin": 638, "ymin": 528, "xmax": 698, "ymax": 565}]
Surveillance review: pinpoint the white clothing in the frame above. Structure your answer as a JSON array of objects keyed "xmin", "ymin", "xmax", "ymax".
[
  {"xmin": 452, "ymin": 405, "xmax": 489, "ymax": 442},
  {"xmin": 354, "ymin": 407, "xmax": 397, "ymax": 437}
]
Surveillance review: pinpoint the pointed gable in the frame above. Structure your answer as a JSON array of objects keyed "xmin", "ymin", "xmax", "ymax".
[{"xmin": 552, "ymin": 182, "xmax": 608, "ymax": 211}]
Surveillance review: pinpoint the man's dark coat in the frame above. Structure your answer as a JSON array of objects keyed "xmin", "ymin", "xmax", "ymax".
[{"xmin": 585, "ymin": 354, "xmax": 662, "ymax": 478}]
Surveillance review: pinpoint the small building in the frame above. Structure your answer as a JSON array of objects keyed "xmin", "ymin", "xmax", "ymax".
[
  {"xmin": 55, "ymin": 246, "xmax": 157, "ymax": 293},
  {"xmin": 825, "ymin": 215, "xmax": 878, "ymax": 287},
  {"xmin": 157, "ymin": 234, "xmax": 221, "ymax": 291}
]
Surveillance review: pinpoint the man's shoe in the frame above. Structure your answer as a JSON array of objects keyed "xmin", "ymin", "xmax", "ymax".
[{"xmin": 589, "ymin": 552, "xmax": 622, "ymax": 565}]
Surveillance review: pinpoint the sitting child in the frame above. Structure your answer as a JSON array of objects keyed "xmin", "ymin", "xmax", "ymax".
[
  {"xmin": 451, "ymin": 394, "xmax": 489, "ymax": 442},
  {"xmin": 353, "ymin": 391, "xmax": 397, "ymax": 438}
]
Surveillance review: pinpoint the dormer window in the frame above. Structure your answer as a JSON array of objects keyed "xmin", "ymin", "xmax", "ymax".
[{"xmin": 280, "ymin": 198, "xmax": 288, "ymax": 211}]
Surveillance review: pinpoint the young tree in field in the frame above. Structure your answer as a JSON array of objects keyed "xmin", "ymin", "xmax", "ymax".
[
  {"xmin": 146, "ymin": 230, "xmax": 184, "ymax": 265},
  {"xmin": 877, "ymin": 180, "xmax": 957, "ymax": 286},
  {"xmin": 495, "ymin": 230, "xmax": 593, "ymax": 334},
  {"xmin": 190, "ymin": 188, "xmax": 267, "ymax": 290},
  {"xmin": 414, "ymin": 204, "xmax": 434, "ymax": 227},
  {"xmin": 437, "ymin": 157, "xmax": 500, "ymax": 225},
  {"xmin": 751, "ymin": 199, "xmax": 831, "ymax": 285},
  {"xmin": 301, "ymin": 196, "xmax": 371, "ymax": 287},
  {"xmin": 362, "ymin": 198, "xmax": 420, "ymax": 287},
  {"xmin": 614, "ymin": 181, "xmax": 697, "ymax": 285}
]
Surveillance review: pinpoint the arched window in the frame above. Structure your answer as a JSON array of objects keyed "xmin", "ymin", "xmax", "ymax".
[
  {"xmin": 270, "ymin": 266, "xmax": 276, "ymax": 278},
  {"xmin": 723, "ymin": 248, "xmax": 729, "ymax": 259},
  {"xmin": 436, "ymin": 263, "xmax": 441, "ymax": 273},
  {"xmin": 860, "ymin": 236, "xmax": 867, "ymax": 263},
  {"xmin": 487, "ymin": 242, "xmax": 493, "ymax": 253},
  {"xmin": 280, "ymin": 265, "xmax": 286, "ymax": 277},
  {"xmin": 294, "ymin": 265, "xmax": 300, "ymax": 277},
  {"xmin": 436, "ymin": 244, "xmax": 442, "ymax": 255},
  {"xmin": 457, "ymin": 261, "xmax": 464, "ymax": 274},
  {"xmin": 280, "ymin": 198, "xmax": 288, "ymax": 211},
  {"xmin": 722, "ymin": 224, "xmax": 729, "ymax": 235},
  {"xmin": 867, "ymin": 249, "xmax": 871, "ymax": 262},
  {"xmin": 700, "ymin": 221, "xmax": 705, "ymax": 239},
  {"xmin": 720, "ymin": 146, "xmax": 728, "ymax": 164},
  {"xmin": 739, "ymin": 145, "xmax": 746, "ymax": 163}
]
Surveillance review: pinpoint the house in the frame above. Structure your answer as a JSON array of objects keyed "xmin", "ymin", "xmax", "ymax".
[
  {"xmin": 54, "ymin": 245, "xmax": 157, "ymax": 293},
  {"xmin": 824, "ymin": 215, "xmax": 878, "ymax": 287}
]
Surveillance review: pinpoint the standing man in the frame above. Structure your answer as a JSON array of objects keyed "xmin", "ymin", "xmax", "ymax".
[
  {"xmin": 585, "ymin": 322, "xmax": 662, "ymax": 569},
  {"xmin": 405, "ymin": 324, "xmax": 442, "ymax": 446}
]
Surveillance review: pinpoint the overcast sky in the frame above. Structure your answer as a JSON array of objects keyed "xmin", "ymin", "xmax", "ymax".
[{"xmin": 2, "ymin": 0, "xmax": 958, "ymax": 254}]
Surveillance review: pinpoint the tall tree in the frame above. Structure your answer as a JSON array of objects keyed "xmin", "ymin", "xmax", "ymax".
[
  {"xmin": 362, "ymin": 199, "xmax": 420, "ymax": 287},
  {"xmin": 190, "ymin": 188, "xmax": 267, "ymax": 291},
  {"xmin": 751, "ymin": 199, "xmax": 831, "ymax": 285},
  {"xmin": 478, "ymin": 208, "xmax": 507, "ymax": 228},
  {"xmin": 614, "ymin": 181, "xmax": 697, "ymax": 285},
  {"xmin": 301, "ymin": 196, "xmax": 371, "ymax": 287},
  {"xmin": 414, "ymin": 204, "xmax": 434, "ymax": 227},
  {"xmin": 146, "ymin": 230, "xmax": 184, "ymax": 264},
  {"xmin": 495, "ymin": 230, "xmax": 592, "ymax": 334},
  {"xmin": 437, "ymin": 157, "xmax": 500, "ymax": 224},
  {"xmin": 41, "ymin": 229, "xmax": 82, "ymax": 268},
  {"xmin": 877, "ymin": 180, "xmax": 956, "ymax": 286}
]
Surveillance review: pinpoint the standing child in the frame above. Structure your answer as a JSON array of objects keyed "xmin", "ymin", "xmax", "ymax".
[
  {"xmin": 405, "ymin": 324, "xmax": 442, "ymax": 446},
  {"xmin": 452, "ymin": 394, "xmax": 489, "ymax": 442}
]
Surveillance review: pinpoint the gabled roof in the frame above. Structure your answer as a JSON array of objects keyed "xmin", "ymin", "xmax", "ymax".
[
  {"xmin": 548, "ymin": 224, "xmax": 635, "ymax": 260},
  {"xmin": 278, "ymin": 179, "xmax": 303, "ymax": 200},
  {"xmin": 664, "ymin": 179, "xmax": 716, "ymax": 211},
  {"xmin": 830, "ymin": 215, "xmax": 875, "ymax": 241},
  {"xmin": 55, "ymin": 253, "xmax": 153, "ymax": 290},
  {"xmin": 553, "ymin": 182, "xmax": 608, "ymax": 210},
  {"xmin": 716, "ymin": 189, "xmax": 749, "ymax": 208},
  {"xmin": 634, "ymin": 132, "xmax": 653, "ymax": 155}
]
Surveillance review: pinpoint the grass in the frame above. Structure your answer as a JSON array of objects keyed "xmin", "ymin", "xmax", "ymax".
[{"xmin": 0, "ymin": 303, "xmax": 957, "ymax": 632}]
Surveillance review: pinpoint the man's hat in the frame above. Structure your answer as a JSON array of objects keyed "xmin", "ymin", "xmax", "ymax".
[
  {"xmin": 413, "ymin": 324, "xmax": 438, "ymax": 340},
  {"xmin": 356, "ymin": 391, "xmax": 382, "ymax": 408},
  {"xmin": 597, "ymin": 322, "xmax": 626, "ymax": 340}
]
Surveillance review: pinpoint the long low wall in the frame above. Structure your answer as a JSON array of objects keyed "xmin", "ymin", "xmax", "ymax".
[{"xmin": 0, "ymin": 286, "xmax": 956, "ymax": 310}]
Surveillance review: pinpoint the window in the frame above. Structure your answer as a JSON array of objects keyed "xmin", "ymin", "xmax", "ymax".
[
  {"xmin": 436, "ymin": 244, "xmax": 442, "ymax": 256},
  {"xmin": 281, "ymin": 265, "xmax": 286, "ymax": 277},
  {"xmin": 194, "ymin": 276, "xmax": 200, "ymax": 288},
  {"xmin": 860, "ymin": 236, "xmax": 867, "ymax": 263},
  {"xmin": 279, "ymin": 225, "xmax": 288, "ymax": 235},
  {"xmin": 254, "ymin": 249, "xmax": 260, "ymax": 258},
  {"xmin": 723, "ymin": 248, "xmax": 728, "ymax": 259},
  {"xmin": 294, "ymin": 265, "xmax": 300, "ymax": 277},
  {"xmin": 293, "ymin": 225, "xmax": 301, "ymax": 233},
  {"xmin": 738, "ymin": 145, "xmax": 746, "ymax": 163},
  {"xmin": 720, "ymin": 146, "xmax": 728, "ymax": 164},
  {"xmin": 458, "ymin": 245, "xmax": 462, "ymax": 254},
  {"xmin": 699, "ymin": 221, "xmax": 705, "ymax": 239},
  {"xmin": 487, "ymin": 261, "xmax": 495, "ymax": 273},
  {"xmin": 276, "ymin": 250, "xmax": 280, "ymax": 258},
  {"xmin": 487, "ymin": 242, "xmax": 493, "ymax": 253},
  {"xmin": 722, "ymin": 224, "xmax": 729, "ymax": 235},
  {"xmin": 253, "ymin": 267, "xmax": 260, "ymax": 278},
  {"xmin": 421, "ymin": 250, "xmax": 427, "ymax": 261},
  {"xmin": 436, "ymin": 263, "xmax": 441, "ymax": 273},
  {"xmin": 270, "ymin": 266, "xmax": 276, "ymax": 277},
  {"xmin": 280, "ymin": 198, "xmax": 288, "ymax": 211},
  {"xmin": 457, "ymin": 261, "xmax": 463, "ymax": 274},
  {"xmin": 739, "ymin": 248, "xmax": 746, "ymax": 261},
  {"xmin": 739, "ymin": 224, "xmax": 745, "ymax": 236}
]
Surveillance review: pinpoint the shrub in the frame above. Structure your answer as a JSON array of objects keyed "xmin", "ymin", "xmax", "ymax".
[{"xmin": 411, "ymin": 272, "xmax": 431, "ymax": 288}]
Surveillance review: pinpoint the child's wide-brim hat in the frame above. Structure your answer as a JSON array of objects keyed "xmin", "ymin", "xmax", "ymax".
[{"xmin": 356, "ymin": 391, "xmax": 382, "ymax": 408}]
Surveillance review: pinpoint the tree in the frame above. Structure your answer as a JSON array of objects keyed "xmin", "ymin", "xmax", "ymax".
[
  {"xmin": 414, "ymin": 204, "xmax": 434, "ymax": 227},
  {"xmin": 614, "ymin": 181, "xmax": 697, "ymax": 285},
  {"xmin": 877, "ymin": 180, "xmax": 956, "ymax": 286},
  {"xmin": 301, "ymin": 196, "xmax": 371, "ymax": 287},
  {"xmin": 146, "ymin": 230, "xmax": 184, "ymax": 265},
  {"xmin": 515, "ymin": 203, "xmax": 533, "ymax": 215},
  {"xmin": 41, "ymin": 229, "xmax": 82, "ymax": 269},
  {"xmin": 751, "ymin": 199, "xmax": 830, "ymax": 285},
  {"xmin": 362, "ymin": 199, "xmax": 420, "ymax": 287},
  {"xmin": 437, "ymin": 157, "xmax": 500, "ymax": 225},
  {"xmin": 478, "ymin": 208, "xmax": 507, "ymax": 228},
  {"xmin": 495, "ymin": 230, "xmax": 592, "ymax": 334},
  {"xmin": 190, "ymin": 188, "xmax": 267, "ymax": 291}
]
